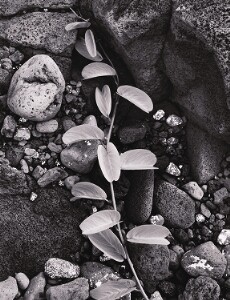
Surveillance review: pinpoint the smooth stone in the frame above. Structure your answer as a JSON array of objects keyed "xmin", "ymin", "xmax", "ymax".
[
  {"xmin": 128, "ymin": 243, "xmax": 170, "ymax": 293},
  {"xmin": 1, "ymin": 115, "xmax": 17, "ymax": 138},
  {"xmin": 60, "ymin": 140, "xmax": 101, "ymax": 174},
  {"xmin": 37, "ymin": 167, "xmax": 68, "ymax": 187},
  {"xmin": 125, "ymin": 170, "xmax": 154, "ymax": 224},
  {"xmin": 182, "ymin": 181, "xmax": 204, "ymax": 200},
  {"xmin": 80, "ymin": 262, "xmax": 120, "ymax": 288},
  {"xmin": 32, "ymin": 165, "xmax": 46, "ymax": 180},
  {"xmin": 7, "ymin": 55, "xmax": 65, "ymax": 121},
  {"xmin": 154, "ymin": 180, "xmax": 195, "ymax": 229},
  {"xmin": 36, "ymin": 120, "xmax": 58, "ymax": 133},
  {"xmin": 5, "ymin": 144, "xmax": 24, "ymax": 167},
  {"xmin": 62, "ymin": 117, "xmax": 76, "ymax": 132},
  {"xmin": 45, "ymin": 258, "xmax": 80, "ymax": 279},
  {"xmin": 83, "ymin": 115, "xmax": 97, "ymax": 127},
  {"xmin": 48, "ymin": 142, "xmax": 62, "ymax": 153},
  {"xmin": 46, "ymin": 278, "xmax": 89, "ymax": 300},
  {"xmin": 24, "ymin": 272, "xmax": 46, "ymax": 300},
  {"xmin": 213, "ymin": 187, "xmax": 229, "ymax": 205},
  {"xmin": 180, "ymin": 276, "xmax": 220, "ymax": 300},
  {"xmin": 118, "ymin": 123, "xmax": 147, "ymax": 144},
  {"xmin": 64, "ymin": 175, "xmax": 80, "ymax": 190},
  {"xmin": 0, "ymin": 276, "xmax": 18, "ymax": 300},
  {"xmin": 181, "ymin": 241, "xmax": 227, "ymax": 279},
  {"xmin": 15, "ymin": 273, "xmax": 30, "ymax": 291}
]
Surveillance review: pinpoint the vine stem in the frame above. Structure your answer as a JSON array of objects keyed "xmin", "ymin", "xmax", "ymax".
[
  {"xmin": 69, "ymin": 7, "xmax": 89, "ymax": 22},
  {"xmin": 110, "ymin": 182, "xmax": 149, "ymax": 300},
  {"xmin": 106, "ymin": 94, "xmax": 119, "ymax": 146}
]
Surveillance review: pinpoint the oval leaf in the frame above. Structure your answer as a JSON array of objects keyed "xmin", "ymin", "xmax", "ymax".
[
  {"xmin": 80, "ymin": 210, "xmax": 120, "ymax": 235},
  {"xmin": 71, "ymin": 182, "xmax": 107, "ymax": 201},
  {"xmin": 90, "ymin": 279, "xmax": 136, "ymax": 300},
  {"xmin": 98, "ymin": 143, "xmax": 121, "ymax": 182},
  {"xmin": 85, "ymin": 29, "xmax": 97, "ymax": 57},
  {"xmin": 126, "ymin": 225, "xmax": 170, "ymax": 245},
  {"xmin": 117, "ymin": 85, "xmax": 153, "ymax": 113},
  {"xmin": 95, "ymin": 85, "xmax": 112, "ymax": 118},
  {"xmin": 88, "ymin": 229, "xmax": 126, "ymax": 262},
  {"xmin": 82, "ymin": 62, "xmax": 117, "ymax": 80},
  {"xmin": 120, "ymin": 149, "xmax": 157, "ymax": 170},
  {"xmin": 62, "ymin": 124, "xmax": 104, "ymax": 145},
  {"xmin": 65, "ymin": 21, "xmax": 91, "ymax": 31},
  {"xmin": 75, "ymin": 38, "xmax": 103, "ymax": 61}
]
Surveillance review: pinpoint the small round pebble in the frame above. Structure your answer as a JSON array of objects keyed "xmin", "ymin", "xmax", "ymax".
[
  {"xmin": 36, "ymin": 119, "xmax": 58, "ymax": 133},
  {"xmin": 15, "ymin": 273, "xmax": 30, "ymax": 290}
]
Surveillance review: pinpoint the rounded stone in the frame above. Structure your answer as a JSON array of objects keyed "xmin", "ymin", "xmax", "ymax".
[
  {"xmin": 7, "ymin": 54, "xmax": 65, "ymax": 121},
  {"xmin": 36, "ymin": 119, "xmax": 59, "ymax": 133},
  {"xmin": 45, "ymin": 258, "xmax": 80, "ymax": 279}
]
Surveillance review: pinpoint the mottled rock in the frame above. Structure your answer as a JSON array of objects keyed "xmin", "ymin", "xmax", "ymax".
[
  {"xmin": 0, "ymin": 13, "xmax": 76, "ymax": 56},
  {"xmin": 0, "ymin": 0, "xmax": 77, "ymax": 16},
  {"xmin": 166, "ymin": 114, "xmax": 183, "ymax": 127},
  {"xmin": 1, "ymin": 115, "xmax": 17, "ymax": 138},
  {"xmin": 24, "ymin": 272, "xmax": 46, "ymax": 300},
  {"xmin": 62, "ymin": 117, "xmax": 76, "ymax": 132},
  {"xmin": 37, "ymin": 167, "xmax": 68, "ymax": 187},
  {"xmin": 0, "ymin": 276, "xmax": 18, "ymax": 300},
  {"xmin": 15, "ymin": 273, "xmax": 30, "ymax": 291},
  {"xmin": 80, "ymin": 262, "xmax": 120, "ymax": 288},
  {"xmin": 125, "ymin": 170, "xmax": 154, "ymax": 224},
  {"xmin": 0, "ymin": 68, "xmax": 11, "ymax": 93},
  {"xmin": 14, "ymin": 128, "xmax": 31, "ymax": 141},
  {"xmin": 0, "ymin": 186, "xmax": 84, "ymax": 280},
  {"xmin": 181, "ymin": 241, "xmax": 227, "ymax": 279},
  {"xmin": 61, "ymin": 140, "xmax": 101, "ymax": 174},
  {"xmin": 214, "ymin": 187, "xmax": 229, "ymax": 205},
  {"xmin": 118, "ymin": 123, "xmax": 147, "ymax": 144},
  {"xmin": 36, "ymin": 119, "xmax": 58, "ymax": 133},
  {"xmin": 182, "ymin": 181, "xmax": 204, "ymax": 200},
  {"xmin": 154, "ymin": 180, "xmax": 195, "ymax": 228},
  {"xmin": 180, "ymin": 276, "xmax": 220, "ymax": 300},
  {"xmin": 32, "ymin": 165, "xmax": 46, "ymax": 180},
  {"xmin": 46, "ymin": 278, "xmax": 89, "ymax": 300},
  {"xmin": 217, "ymin": 229, "xmax": 230, "ymax": 246},
  {"xmin": 45, "ymin": 258, "xmax": 80, "ymax": 279},
  {"xmin": 186, "ymin": 123, "xmax": 227, "ymax": 184},
  {"xmin": 128, "ymin": 243, "xmax": 170, "ymax": 293},
  {"xmin": 7, "ymin": 55, "xmax": 65, "ymax": 121}
]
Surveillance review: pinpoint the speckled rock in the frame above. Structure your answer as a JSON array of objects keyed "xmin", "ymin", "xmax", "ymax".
[
  {"xmin": 46, "ymin": 278, "xmax": 89, "ymax": 300},
  {"xmin": 125, "ymin": 170, "xmax": 154, "ymax": 224},
  {"xmin": 0, "ymin": 276, "xmax": 18, "ymax": 300},
  {"xmin": 0, "ymin": 186, "xmax": 84, "ymax": 280},
  {"xmin": 0, "ymin": 13, "xmax": 76, "ymax": 56},
  {"xmin": 37, "ymin": 167, "xmax": 68, "ymax": 187},
  {"xmin": 181, "ymin": 241, "xmax": 227, "ymax": 279},
  {"xmin": 0, "ymin": 0, "xmax": 77, "ymax": 16},
  {"xmin": 7, "ymin": 55, "xmax": 65, "ymax": 121},
  {"xmin": 128, "ymin": 243, "xmax": 170, "ymax": 293},
  {"xmin": 24, "ymin": 272, "xmax": 46, "ymax": 300},
  {"xmin": 61, "ymin": 140, "xmax": 101, "ymax": 174},
  {"xmin": 45, "ymin": 258, "xmax": 80, "ymax": 279},
  {"xmin": 180, "ymin": 276, "xmax": 220, "ymax": 300},
  {"xmin": 154, "ymin": 180, "xmax": 195, "ymax": 229},
  {"xmin": 80, "ymin": 262, "xmax": 120, "ymax": 288}
]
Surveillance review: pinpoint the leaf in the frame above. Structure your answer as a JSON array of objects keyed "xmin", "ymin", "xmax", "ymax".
[
  {"xmin": 117, "ymin": 85, "xmax": 153, "ymax": 113},
  {"xmin": 71, "ymin": 182, "xmax": 107, "ymax": 201},
  {"xmin": 75, "ymin": 38, "xmax": 103, "ymax": 61},
  {"xmin": 95, "ymin": 85, "xmax": 112, "ymax": 118},
  {"xmin": 88, "ymin": 229, "xmax": 126, "ymax": 262},
  {"xmin": 120, "ymin": 149, "xmax": 157, "ymax": 170},
  {"xmin": 80, "ymin": 210, "xmax": 121, "ymax": 235},
  {"xmin": 62, "ymin": 124, "xmax": 104, "ymax": 145},
  {"xmin": 65, "ymin": 21, "xmax": 91, "ymax": 31},
  {"xmin": 85, "ymin": 29, "xmax": 97, "ymax": 57},
  {"xmin": 98, "ymin": 143, "xmax": 121, "ymax": 182},
  {"xmin": 82, "ymin": 62, "xmax": 117, "ymax": 80},
  {"xmin": 126, "ymin": 225, "xmax": 170, "ymax": 245},
  {"xmin": 90, "ymin": 279, "xmax": 136, "ymax": 300}
]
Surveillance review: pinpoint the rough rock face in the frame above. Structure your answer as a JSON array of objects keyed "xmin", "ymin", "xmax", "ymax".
[
  {"xmin": 79, "ymin": 0, "xmax": 171, "ymax": 102},
  {"xmin": 0, "ymin": 12, "xmax": 76, "ymax": 56},
  {"xmin": 0, "ymin": 0, "xmax": 77, "ymax": 16}
]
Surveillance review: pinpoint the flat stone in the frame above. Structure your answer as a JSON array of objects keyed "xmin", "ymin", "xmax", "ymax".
[
  {"xmin": 182, "ymin": 181, "xmax": 204, "ymax": 200},
  {"xmin": 37, "ymin": 167, "xmax": 68, "ymax": 187},
  {"xmin": 181, "ymin": 241, "xmax": 227, "ymax": 279},
  {"xmin": 0, "ymin": 276, "xmax": 18, "ymax": 300},
  {"xmin": 46, "ymin": 278, "xmax": 89, "ymax": 300},
  {"xmin": 24, "ymin": 272, "xmax": 46, "ymax": 300},
  {"xmin": 154, "ymin": 180, "xmax": 195, "ymax": 229},
  {"xmin": 118, "ymin": 123, "xmax": 147, "ymax": 144},
  {"xmin": 45, "ymin": 258, "xmax": 80, "ymax": 279},
  {"xmin": 36, "ymin": 119, "xmax": 59, "ymax": 133},
  {"xmin": 214, "ymin": 187, "xmax": 229, "ymax": 205},
  {"xmin": 0, "ymin": 13, "xmax": 76, "ymax": 56},
  {"xmin": 15, "ymin": 273, "xmax": 30, "ymax": 291}
]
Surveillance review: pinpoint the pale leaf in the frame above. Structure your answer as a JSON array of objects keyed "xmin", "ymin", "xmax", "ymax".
[
  {"xmin": 75, "ymin": 38, "xmax": 103, "ymax": 61},
  {"xmin": 88, "ymin": 229, "xmax": 126, "ymax": 262},
  {"xmin": 120, "ymin": 149, "xmax": 157, "ymax": 170},
  {"xmin": 62, "ymin": 124, "xmax": 104, "ymax": 145},
  {"xmin": 71, "ymin": 182, "xmax": 107, "ymax": 201},
  {"xmin": 117, "ymin": 85, "xmax": 153, "ymax": 113},
  {"xmin": 90, "ymin": 279, "xmax": 136, "ymax": 300},
  {"xmin": 80, "ymin": 210, "xmax": 120, "ymax": 235},
  {"xmin": 65, "ymin": 21, "xmax": 91, "ymax": 31},
  {"xmin": 97, "ymin": 143, "xmax": 121, "ymax": 182},
  {"xmin": 82, "ymin": 62, "xmax": 116, "ymax": 80},
  {"xmin": 95, "ymin": 85, "xmax": 112, "ymax": 118},
  {"xmin": 85, "ymin": 29, "xmax": 97, "ymax": 57},
  {"xmin": 126, "ymin": 225, "xmax": 170, "ymax": 245}
]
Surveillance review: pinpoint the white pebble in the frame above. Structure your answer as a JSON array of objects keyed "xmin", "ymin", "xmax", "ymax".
[
  {"xmin": 217, "ymin": 229, "xmax": 230, "ymax": 245},
  {"xmin": 166, "ymin": 114, "xmax": 183, "ymax": 127}
]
